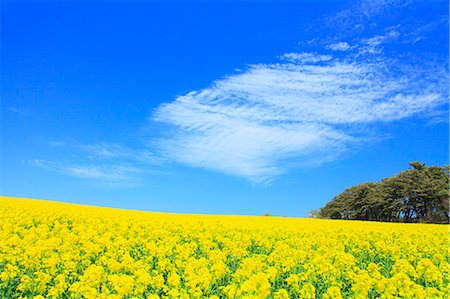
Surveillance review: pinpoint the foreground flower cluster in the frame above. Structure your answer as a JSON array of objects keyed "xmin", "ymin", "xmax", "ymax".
[{"xmin": 0, "ymin": 196, "xmax": 448, "ymax": 299}]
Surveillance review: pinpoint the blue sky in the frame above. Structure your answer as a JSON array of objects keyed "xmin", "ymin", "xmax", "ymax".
[{"xmin": 2, "ymin": 0, "xmax": 448, "ymax": 216}]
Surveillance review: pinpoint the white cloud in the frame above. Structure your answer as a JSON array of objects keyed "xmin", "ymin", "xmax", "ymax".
[
  {"xmin": 81, "ymin": 142, "xmax": 161, "ymax": 164},
  {"xmin": 8, "ymin": 107, "xmax": 33, "ymax": 116},
  {"xmin": 30, "ymin": 142, "xmax": 163, "ymax": 187},
  {"xmin": 364, "ymin": 30, "xmax": 399, "ymax": 47},
  {"xmin": 280, "ymin": 52, "xmax": 332, "ymax": 63},
  {"xmin": 328, "ymin": 0, "xmax": 412, "ymax": 32},
  {"xmin": 30, "ymin": 159, "xmax": 52, "ymax": 168},
  {"xmin": 328, "ymin": 42, "xmax": 351, "ymax": 51},
  {"xmin": 356, "ymin": 30, "xmax": 401, "ymax": 55},
  {"xmin": 29, "ymin": 159, "xmax": 142, "ymax": 187},
  {"xmin": 153, "ymin": 54, "xmax": 446, "ymax": 183},
  {"xmin": 63, "ymin": 164, "xmax": 140, "ymax": 181}
]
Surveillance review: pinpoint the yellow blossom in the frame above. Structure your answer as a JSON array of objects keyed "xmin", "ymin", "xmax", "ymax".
[{"xmin": 0, "ymin": 196, "xmax": 448, "ymax": 299}]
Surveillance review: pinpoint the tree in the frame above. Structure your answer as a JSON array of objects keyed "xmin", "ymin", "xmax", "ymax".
[
  {"xmin": 319, "ymin": 162, "xmax": 449, "ymax": 223},
  {"xmin": 306, "ymin": 209, "xmax": 320, "ymax": 218}
]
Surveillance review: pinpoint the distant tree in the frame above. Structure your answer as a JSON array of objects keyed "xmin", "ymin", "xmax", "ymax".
[
  {"xmin": 306, "ymin": 209, "xmax": 320, "ymax": 218},
  {"xmin": 319, "ymin": 182, "xmax": 376, "ymax": 220},
  {"xmin": 319, "ymin": 162, "xmax": 449, "ymax": 224},
  {"xmin": 263, "ymin": 212, "xmax": 272, "ymax": 217}
]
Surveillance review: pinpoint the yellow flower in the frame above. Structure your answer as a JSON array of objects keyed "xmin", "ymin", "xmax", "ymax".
[
  {"xmin": 323, "ymin": 286, "xmax": 342, "ymax": 299},
  {"xmin": 0, "ymin": 196, "xmax": 447, "ymax": 299},
  {"xmin": 167, "ymin": 271, "xmax": 181, "ymax": 288},
  {"xmin": 299, "ymin": 283, "xmax": 316, "ymax": 299},
  {"xmin": 274, "ymin": 288, "xmax": 290, "ymax": 299}
]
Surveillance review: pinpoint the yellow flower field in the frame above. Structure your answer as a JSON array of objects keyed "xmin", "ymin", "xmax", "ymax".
[{"xmin": 0, "ymin": 196, "xmax": 448, "ymax": 299}]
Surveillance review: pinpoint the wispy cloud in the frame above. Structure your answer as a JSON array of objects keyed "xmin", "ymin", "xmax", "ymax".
[
  {"xmin": 29, "ymin": 142, "xmax": 162, "ymax": 187},
  {"xmin": 358, "ymin": 30, "xmax": 400, "ymax": 54},
  {"xmin": 327, "ymin": 0, "xmax": 413, "ymax": 34},
  {"xmin": 8, "ymin": 107, "xmax": 34, "ymax": 116},
  {"xmin": 152, "ymin": 49, "xmax": 447, "ymax": 183},
  {"xmin": 280, "ymin": 52, "xmax": 332, "ymax": 63},
  {"xmin": 63, "ymin": 165, "xmax": 140, "ymax": 181},
  {"xmin": 31, "ymin": 0, "xmax": 447, "ymax": 186},
  {"xmin": 364, "ymin": 30, "xmax": 400, "ymax": 47},
  {"xmin": 30, "ymin": 159, "xmax": 141, "ymax": 186},
  {"xmin": 323, "ymin": 0, "xmax": 447, "ymax": 56},
  {"xmin": 327, "ymin": 42, "xmax": 351, "ymax": 51},
  {"xmin": 81, "ymin": 142, "xmax": 161, "ymax": 164},
  {"xmin": 405, "ymin": 17, "xmax": 448, "ymax": 44}
]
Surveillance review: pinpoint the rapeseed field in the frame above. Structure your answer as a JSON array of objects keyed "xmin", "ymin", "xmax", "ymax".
[{"xmin": 0, "ymin": 196, "xmax": 448, "ymax": 298}]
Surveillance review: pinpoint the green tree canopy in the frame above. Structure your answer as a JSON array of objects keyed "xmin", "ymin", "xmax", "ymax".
[{"xmin": 319, "ymin": 162, "xmax": 449, "ymax": 223}]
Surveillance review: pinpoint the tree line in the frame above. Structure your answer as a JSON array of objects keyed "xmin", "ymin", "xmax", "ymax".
[{"xmin": 318, "ymin": 162, "xmax": 449, "ymax": 224}]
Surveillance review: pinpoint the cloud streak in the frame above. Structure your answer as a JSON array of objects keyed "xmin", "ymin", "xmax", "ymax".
[
  {"xmin": 280, "ymin": 52, "xmax": 332, "ymax": 63},
  {"xmin": 30, "ymin": 159, "xmax": 141, "ymax": 184},
  {"xmin": 153, "ymin": 48, "xmax": 447, "ymax": 183},
  {"xmin": 29, "ymin": 142, "xmax": 162, "ymax": 187},
  {"xmin": 327, "ymin": 42, "xmax": 351, "ymax": 51},
  {"xmin": 81, "ymin": 142, "xmax": 162, "ymax": 164}
]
